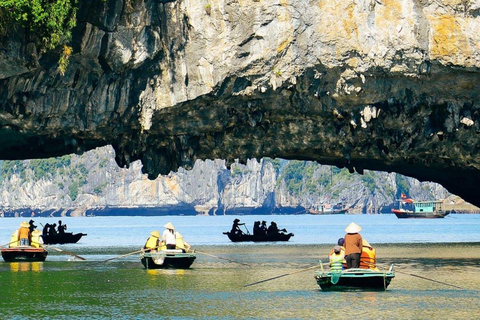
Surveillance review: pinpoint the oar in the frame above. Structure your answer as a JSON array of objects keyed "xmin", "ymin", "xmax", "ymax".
[
  {"xmin": 96, "ymin": 245, "xmax": 162, "ymax": 263},
  {"xmin": 195, "ymin": 250, "xmax": 250, "ymax": 266},
  {"xmin": 0, "ymin": 240, "xmax": 18, "ymax": 248},
  {"xmin": 395, "ymin": 269, "xmax": 465, "ymax": 290},
  {"xmin": 43, "ymin": 245, "xmax": 86, "ymax": 261},
  {"xmin": 243, "ymin": 264, "xmax": 320, "ymax": 287},
  {"xmin": 99, "ymin": 249, "xmax": 144, "ymax": 263}
]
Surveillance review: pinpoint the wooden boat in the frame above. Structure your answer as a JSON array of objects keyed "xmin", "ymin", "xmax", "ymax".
[
  {"xmin": 1, "ymin": 246, "xmax": 48, "ymax": 262},
  {"xmin": 140, "ymin": 249, "xmax": 196, "ymax": 269},
  {"xmin": 315, "ymin": 264, "xmax": 395, "ymax": 291},
  {"xmin": 223, "ymin": 231, "xmax": 294, "ymax": 242},
  {"xmin": 41, "ymin": 232, "xmax": 87, "ymax": 244},
  {"xmin": 392, "ymin": 197, "xmax": 449, "ymax": 218},
  {"xmin": 309, "ymin": 203, "xmax": 348, "ymax": 215}
]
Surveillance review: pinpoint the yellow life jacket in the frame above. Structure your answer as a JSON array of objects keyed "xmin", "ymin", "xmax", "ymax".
[
  {"xmin": 9, "ymin": 230, "xmax": 19, "ymax": 248},
  {"xmin": 144, "ymin": 236, "xmax": 159, "ymax": 249},
  {"xmin": 329, "ymin": 253, "xmax": 344, "ymax": 271},
  {"xmin": 175, "ymin": 232, "xmax": 185, "ymax": 250},
  {"xmin": 31, "ymin": 230, "xmax": 43, "ymax": 248}
]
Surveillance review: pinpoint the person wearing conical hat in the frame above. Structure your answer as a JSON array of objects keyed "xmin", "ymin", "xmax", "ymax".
[
  {"xmin": 163, "ymin": 222, "xmax": 177, "ymax": 249},
  {"xmin": 144, "ymin": 230, "xmax": 161, "ymax": 252},
  {"xmin": 18, "ymin": 221, "xmax": 31, "ymax": 246},
  {"xmin": 344, "ymin": 222, "xmax": 363, "ymax": 269}
]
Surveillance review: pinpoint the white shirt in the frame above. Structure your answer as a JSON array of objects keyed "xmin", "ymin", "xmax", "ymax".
[{"xmin": 163, "ymin": 229, "xmax": 176, "ymax": 245}]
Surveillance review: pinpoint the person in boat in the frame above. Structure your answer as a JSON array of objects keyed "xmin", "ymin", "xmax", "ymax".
[
  {"xmin": 162, "ymin": 222, "xmax": 191, "ymax": 252},
  {"xmin": 48, "ymin": 223, "xmax": 58, "ymax": 236},
  {"xmin": 30, "ymin": 230, "xmax": 44, "ymax": 248},
  {"xmin": 260, "ymin": 221, "xmax": 268, "ymax": 234},
  {"xmin": 343, "ymin": 222, "xmax": 363, "ymax": 269},
  {"xmin": 231, "ymin": 219, "xmax": 245, "ymax": 235},
  {"xmin": 144, "ymin": 231, "xmax": 162, "ymax": 252},
  {"xmin": 58, "ymin": 220, "xmax": 67, "ymax": 234},
  {"xmin": 267, "ymin": 221, "xmax": 287, "ymax": 235},
  {"xmin": 42, "ymin": 223, "xmax": 51, "ymax": 236},
  {"xmin": 253, "ymin": 221, "xmax": 261, "ymax": 236},
  {"xmin": 329, "ymin": 245, "xmax": 344, "ymax": 271},
  {"xmin": 29, "ymin": 219, "xmax": 37, "ymax": 233},
  {"xmin": 328, "ymin": 238, "xmax": 347, "ymax": 268},
  {"xmin": 18, "ymin": 221, "xmax": 31, "ymax": 246},
  {"xmin": 359, "ymin": 239, "xmax": 377, "ymax": 270}
]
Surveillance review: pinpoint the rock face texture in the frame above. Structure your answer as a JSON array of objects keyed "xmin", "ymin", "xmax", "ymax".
[
  {"xmin": 1, "ymin": 0, "xmax": 480, "ymax": 205},
  {"xmin": 0, "ymin": 146, "xmax": 454, "ymax": 216}
]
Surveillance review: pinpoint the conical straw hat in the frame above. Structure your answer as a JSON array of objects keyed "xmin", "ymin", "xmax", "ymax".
[
  {"xmin": 20, "ymin": 221, "xmax": 29, "ymax": 228},
  {"xmin": 345, "ymin": 222, "xmax": 362, "ymax": 233},
  {"xmin": 164, "ymin": 222, "xmax": 175, "ymax": 230},
  {"xmin": 150, "ymin": 230, "xmax": 161, "ymax": 238}
]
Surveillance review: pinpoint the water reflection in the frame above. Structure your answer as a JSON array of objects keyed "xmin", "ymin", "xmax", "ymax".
[{"xmin": 9, "ymin": 262, "xmax": 44, "ymax": 272}]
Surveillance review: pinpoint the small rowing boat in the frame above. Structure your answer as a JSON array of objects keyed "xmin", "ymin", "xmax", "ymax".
[
  {"xmin": 1, "ymin": 246, "xmax": 48, "ymax": 262},
  {"xmin": 140, "ymin": 249, "xmax": 196, "ymax": 269},
  {"xmin": 223, "ymin": 232, "xmax": 294, "ymax": 242},
  {"xmin": 41, "ymin": 232, "xmax": 87, "ymax": 244},
  {"xmin": 315, "ymin": 263, "xmax": 395, "ymax": 291}
]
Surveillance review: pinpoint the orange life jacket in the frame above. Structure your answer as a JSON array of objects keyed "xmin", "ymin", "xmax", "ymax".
[
  {"xmin": 18, "ymin": 227, "xmax": 30, "ymax": 240},
  {"xmin": 360, "ymin": 246, "xmax": 376, "ymax": 269}
]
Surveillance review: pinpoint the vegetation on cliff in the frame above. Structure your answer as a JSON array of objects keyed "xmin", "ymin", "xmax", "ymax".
[{"xmin": 0, "ymin": 0, "xmax": 78, "ymax": 73}]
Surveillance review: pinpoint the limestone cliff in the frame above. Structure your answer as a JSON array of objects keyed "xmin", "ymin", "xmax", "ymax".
[
  {"xmin": 0, "ymin": 145, "xmax": 459, "ymax": 216},
  {"xmin": 1, "ymin": 0, "xmax": 480, "ymax": 206}
]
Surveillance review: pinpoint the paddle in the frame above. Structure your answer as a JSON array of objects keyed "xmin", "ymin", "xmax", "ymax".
[
  {"xmin": 96, "ymin": 245, "xmax": 163, "ymax": 263},
  {"xmin": 195, "ymin": 250, "xmax": 250, "ymax": 266},
  {"xmin": 243, "ymin": 264, "xmax": 320, "ymax": 287},
  {"xmin": 395, "ymin": 268, "xmax": 465, "ymax": 290},
  {"xmin": 43, "ymin": 245, "xmax": 86, "ymax": 261},
  {"xmin": 0, "ymin": 240, "xmax": 19, "ymax": 248}
]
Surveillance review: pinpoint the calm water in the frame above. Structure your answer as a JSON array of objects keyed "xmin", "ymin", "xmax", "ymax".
[{"xmin": 1, "ymin": 214, "xmax": 480, "ymax": 319}]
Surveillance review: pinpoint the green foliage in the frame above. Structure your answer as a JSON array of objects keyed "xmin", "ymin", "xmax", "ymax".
[
  {"xmin": 29, "ymin": 155, "xmax": 71, "ymax": 180},
  {"xmin": 361, "ymin": 172, "xmax": 376, "ymax": 194},
  {"xmin": 281, "ymin": 161, "xmax": 308, "ymax": 196},
  {"xmin": 395, "ymin": 173, "xmax": 410, "ymax": 198},
  {"xmin": 0, "ymin": 0, "xmax": 79, "ymax": 50},
  {"xmin": 264, "ymin": 158, "xmax": 282, "ymax": 174},
  {"xmin": 94, "ymin": 182, "xmax": 107, "ymax": 195},
  {"xmin": 68, "ymin": 180, "xmax": 79, "ymax": 201}
]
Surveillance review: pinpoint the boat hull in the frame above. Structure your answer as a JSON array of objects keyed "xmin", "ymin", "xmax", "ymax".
[
  {"xmin": 140, "ymin": 250, "xmax": 196, "ymax": 269},
  {"xmin": 41, "ymin": 232, "xmax": 86, "ymax": 244},
  {"xmin": 392, "ymin": 209, "xmax": 450, "ymax": 219},
  {"xmin": 1, "ymin": 247, "xmax": 48, "ymax": 262},
  {"xmin": 315, "ymin": 268, "xmax": 395, "ymax": 291},
  {"xmin": 223, "ymin": 232, "xmax": 293, "ymax": 242}
]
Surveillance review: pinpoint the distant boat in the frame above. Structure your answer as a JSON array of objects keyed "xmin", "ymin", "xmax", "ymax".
[
  {"xmin": 1, "ymin": 246, "xmax": 48, "ymax": 262},
  {"xmin": 223, "ymin": 232, "xmax": 294, "ymax": 242},
  {"xmin": 140, "ymin": 249, "xmax": 196, "ymax": 269},
  {"xmin": 309, "ymin": 203, "xmax": 348, "ymax": 215},
  {"xmin": 41, "ymin": 232, "xmax": 87, "ymax": 244},
  {"xmin": 392, "ymin": 195, "xmax": 450, "ymax": 218},
  {"xmin": 315, "ymin": 265, "xmax": 395, "ymax": 291}
]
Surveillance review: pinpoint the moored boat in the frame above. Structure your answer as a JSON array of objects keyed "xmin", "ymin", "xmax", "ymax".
[
  {"xmin": 392, "ymin": 195, "xmax": 449, "ymax": 219},
  {"xmin": 140, "ymin": 249, "xmax": 196, "ymax": 269},
  {"xmin": 309, "ymin": 203, "xmax": 348, "ymax": 215},
  {"xmin": 41, "ymin": 232, "xmax": 87, "ymax": 245},
  {"xmin": 223, "ymin": 231, "xmax": 294, "ymax": 242},
  {"xmin": 1, "ymin": 246, "xmax": 48, "ymax": 262},
  {"xmin": 315, "ymin": 264, "xmax": 395, "ymax": 291}
]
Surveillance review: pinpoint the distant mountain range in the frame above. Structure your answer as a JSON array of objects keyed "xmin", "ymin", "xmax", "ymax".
[{"xmin": 0, "ymin": 146, "xmax": 476, "ymax": 217}]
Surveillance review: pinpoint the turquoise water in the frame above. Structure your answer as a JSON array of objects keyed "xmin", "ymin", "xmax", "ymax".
[
  {"xmin": 2, "ymin": 213, "xmax": 480, "ymax": 248},
  {"xmin": 1, "ymin": 214, "xmax": 480, "ymax": 319}
]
